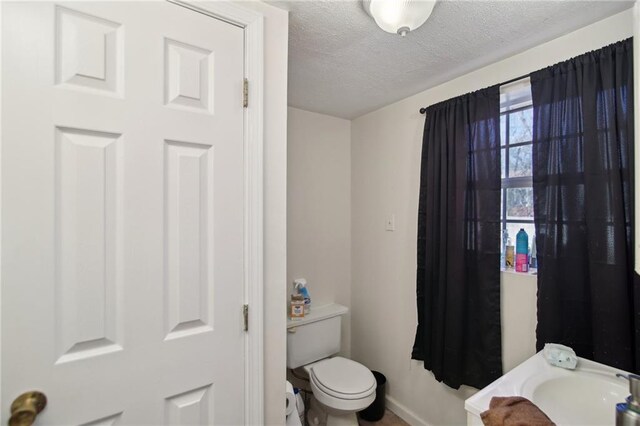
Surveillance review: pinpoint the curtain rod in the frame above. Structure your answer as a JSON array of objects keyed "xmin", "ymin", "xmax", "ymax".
[{"xmin": 418, "ymin": 73, "xmax": 530, "ymax": 114}]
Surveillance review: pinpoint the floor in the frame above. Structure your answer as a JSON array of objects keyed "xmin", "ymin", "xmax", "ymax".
[{"xmin": 358, "ymin": 409, "xmax": 409, "ymax": 426}]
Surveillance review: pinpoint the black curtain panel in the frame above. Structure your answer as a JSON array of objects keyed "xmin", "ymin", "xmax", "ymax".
[
  {"xmin": 531, "ymin": 38, "xmax": 637, "ymax": 371},
  {"xmin": 412, "ymin": 86, "xmax": 502, "ymax": 389}
]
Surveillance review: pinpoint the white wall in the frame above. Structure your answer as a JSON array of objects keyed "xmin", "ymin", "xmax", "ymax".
[
  {"xmin": 236, "ymin": 2, "xmax": 288, "ymax": 425},
  {"xmin": 350, "ymin": 9, "xmax": 633, "ymax": 426},
  {"xmin": 287, "ymin": 107, "xmax": 352, "ymax": 356},
  {"xmin": 501, "ymin": 273, "xmax": 537, "ymax": 373}
]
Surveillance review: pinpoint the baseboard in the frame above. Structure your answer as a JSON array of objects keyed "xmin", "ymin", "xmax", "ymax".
[{"xmin": 385, "ymin": 395, "xmax": 432, "ymax": 426}]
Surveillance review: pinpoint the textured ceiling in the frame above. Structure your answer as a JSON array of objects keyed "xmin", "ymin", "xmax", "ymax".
[{"xmin": 271, "ymin": 0, "xmax": 635, "ymax": 119}]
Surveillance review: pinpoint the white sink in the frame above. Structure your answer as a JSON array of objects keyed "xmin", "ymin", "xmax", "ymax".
[
  {"xmin": 521, "ymin": 369, "xmax": 628, "ymax": 425},
  {"xmin": 465, "ymin": 352, "xmax": 630, "ymax": 426}
]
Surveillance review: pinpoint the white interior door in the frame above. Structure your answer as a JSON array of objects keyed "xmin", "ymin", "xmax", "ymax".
[{"xmin": 1, "ymin": 1, "xmax": 246, "ymax": 424}]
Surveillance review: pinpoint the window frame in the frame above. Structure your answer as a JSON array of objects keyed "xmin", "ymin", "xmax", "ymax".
[{"xmin": 501, "ymin": 104, "xmax": 534, "ymax": 238}]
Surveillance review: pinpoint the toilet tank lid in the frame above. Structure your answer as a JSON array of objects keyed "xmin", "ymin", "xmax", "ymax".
[{"xmin": 286, "ymin": 303, "xmax": 348, "ymax": 329}]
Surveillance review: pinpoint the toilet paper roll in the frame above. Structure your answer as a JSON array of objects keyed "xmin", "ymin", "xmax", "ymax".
[
  {"xmin": 286, "ymin": 407, "xmax": 302, "ymax": 426},
  {"xmin": 285, "ymin": 381, "xmax": 296, "ymax": 417}
]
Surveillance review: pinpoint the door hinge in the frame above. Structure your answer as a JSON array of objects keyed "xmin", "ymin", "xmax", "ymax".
[
  {"xmin": 243, "ymin": 304, "xmax": 249, "ymax": 331},
  {"xmin": 243, "ymin": 78, "xmax": 249, "ymax": 108}
]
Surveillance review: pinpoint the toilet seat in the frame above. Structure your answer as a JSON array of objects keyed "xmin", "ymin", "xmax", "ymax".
[
  {"xmin": 303, "ymin": 356, "xmax": 376, "ymax": 424},
  {"xmin": 310, "ymin": 357, "xmax": 376, "ymax": 400},
  {"xmin": 310, "ymin": 372, "xmax": 376, "ymax": 401}
]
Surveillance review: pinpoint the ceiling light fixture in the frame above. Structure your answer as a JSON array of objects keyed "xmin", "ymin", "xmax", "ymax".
[{"xmin": 363, "ymin": 0, "xmax": 436, "ymax": 37}]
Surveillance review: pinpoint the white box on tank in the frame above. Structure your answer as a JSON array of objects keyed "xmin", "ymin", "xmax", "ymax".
[{"xmin": 286, "ymin": 303, "xmax": 348, "ymax": 369}]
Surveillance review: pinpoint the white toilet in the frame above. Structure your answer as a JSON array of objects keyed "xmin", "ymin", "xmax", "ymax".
[{"xmin": 287, "ymin": 304, "xmax": 376, "ymax": 426}]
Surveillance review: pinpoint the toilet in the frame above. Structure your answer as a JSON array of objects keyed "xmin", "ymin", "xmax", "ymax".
[{"xmin": 287, "ymin": 304, "xmax": 376, "ymax": 426}]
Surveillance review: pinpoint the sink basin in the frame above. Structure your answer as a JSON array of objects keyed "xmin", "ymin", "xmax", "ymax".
[
  {"xmin": 521, "ymin": 370, "xmax": 628, "ymax": 425},
  {"xmin": 465, "ymin": 352, "xmax": 631, "ymax": 426}
]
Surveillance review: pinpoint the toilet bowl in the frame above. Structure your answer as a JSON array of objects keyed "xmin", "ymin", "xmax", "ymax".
[{"xmin": 304, "ymin": 357, "xmax": 376, "ymax": 425}]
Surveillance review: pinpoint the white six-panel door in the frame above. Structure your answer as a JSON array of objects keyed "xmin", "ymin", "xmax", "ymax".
[{"xmin": 1, "ymin": 1, "xmax": 246, "ymax": 424}]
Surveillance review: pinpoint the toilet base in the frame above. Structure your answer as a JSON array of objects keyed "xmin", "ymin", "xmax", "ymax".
[
  {"xmin": 326, "ymin": 412, "xmax": 359, "ymax": 426},
  {"xmin": 307, "ymin": 396, "xmax": 359, "ymax": 426}
]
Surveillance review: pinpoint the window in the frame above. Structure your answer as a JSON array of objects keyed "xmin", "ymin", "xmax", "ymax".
[{"xmin": 500, "ymin": 80, "xmax": 535, "ymax": 268}]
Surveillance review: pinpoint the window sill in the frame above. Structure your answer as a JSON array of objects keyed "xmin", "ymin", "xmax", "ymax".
[{"xmin": 501, "ymin": 268, "xmax": 537, "ymax": 277}]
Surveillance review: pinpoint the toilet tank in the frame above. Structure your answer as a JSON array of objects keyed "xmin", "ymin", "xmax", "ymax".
[{"xmin": 286, "ymin": 303, "xmax": 348, "ymax": 369}]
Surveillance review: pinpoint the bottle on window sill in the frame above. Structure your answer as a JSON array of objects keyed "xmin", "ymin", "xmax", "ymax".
[
  {"xmin": 501, "ymin": 228, "xmax": 509, "ymax": 269},
  {"xmin": 515, "ymin": 228, "xmax": 529, "ymax": 273},
  {"xmin": 529, "ymin": 235, "xmax": 537, "ymax": 269},
  {"xmin": 505, "ymin": 243, "xmax": 515, "ymax": 269}
]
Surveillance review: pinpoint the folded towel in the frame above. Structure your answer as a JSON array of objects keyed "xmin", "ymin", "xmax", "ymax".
[
  {"xmin": 481, "ymin": 396, "xmax": 555, "ymax": 426},
  {"xmin": 543, "ymin": 343, "xmax": 578, "ymax": 370}
]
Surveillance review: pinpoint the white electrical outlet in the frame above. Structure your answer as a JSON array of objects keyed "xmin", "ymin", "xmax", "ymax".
[{"xmin": 385, "ymin": 214, "xmax": 396, "ymax": 231}]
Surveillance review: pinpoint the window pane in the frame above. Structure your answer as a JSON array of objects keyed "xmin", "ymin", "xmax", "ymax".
[
  {"xmin": 501, "ymin": 148, "xmax": 506, "ymax": 179},
  {"xmin": 506, "ymin": 187, "xmax": 534, "ymax": 220},
  {"xmin": 500, "ymin": 114, "xmax": 506, "ymax": 146},
  {"xmin": 509, "ymin": 109, "xmax": 533, "ymax": 143},
  {"xmin": 504, "ymin": 222, "xmax": 536, "ymax": 250},
  {"xmin": 508, "ymin": 144, "xmax": 532, "ymax": 177}
]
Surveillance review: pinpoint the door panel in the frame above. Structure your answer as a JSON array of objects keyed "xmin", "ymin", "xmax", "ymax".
[
  {"xmin": 54, "ymin": 126, "xmax": 124, "ymax": 364},
  {"xmin": 164, "ymin": 139, "xmax": 215, "ymax": 340},
  {"xmin": 2, "ymin": 2, "xmax": 245, "ymax": 424}
]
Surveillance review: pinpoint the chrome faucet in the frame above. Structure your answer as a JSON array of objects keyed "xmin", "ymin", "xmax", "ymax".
[{"xmin": 616, "ymin": 373, "xmax": 640, "ymax": 425}]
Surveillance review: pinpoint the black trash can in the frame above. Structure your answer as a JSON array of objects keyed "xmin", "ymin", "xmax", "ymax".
[{"xmin": 359, "ymin": 371, "xmax": 386, "ymax": 422}]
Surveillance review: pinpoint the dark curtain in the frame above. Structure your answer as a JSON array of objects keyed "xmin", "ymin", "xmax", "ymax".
[
  {"xmin": 412, "ymin": 86, "xmax": 502, "ymax": 389},
  {"xmin": 531, "ymin": 38, "xmax": 637, "ymax": 371}
]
